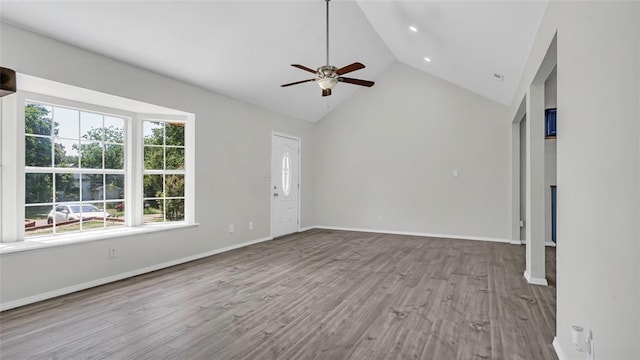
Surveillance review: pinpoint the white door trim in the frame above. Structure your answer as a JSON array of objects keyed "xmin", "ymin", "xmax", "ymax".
[{"xmin": 270, "ymin": 132, "xmax": 301, "ymax": 238}]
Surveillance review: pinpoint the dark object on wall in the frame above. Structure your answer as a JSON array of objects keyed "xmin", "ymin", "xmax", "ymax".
[
  {"xmin": 0, "ymin": 67, "xmax": 17, "ymax": 97},
  {"xmin": 545, "ymin": 108, "xmax": 557, "ymax": 138},
  {"xmin": 551, "ymin": 185, "xmax": 557, "ymax": 243}
]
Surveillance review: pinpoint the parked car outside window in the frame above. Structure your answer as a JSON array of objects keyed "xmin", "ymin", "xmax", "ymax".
[{"xmin": 47, "ymin": 204, "xmax": 111, "ymax": 224}]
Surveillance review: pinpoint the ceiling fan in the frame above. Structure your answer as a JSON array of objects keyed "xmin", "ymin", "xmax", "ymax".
[{"xmin": 280, "ymin": 0, "xmax": 375, "ymax": 97}]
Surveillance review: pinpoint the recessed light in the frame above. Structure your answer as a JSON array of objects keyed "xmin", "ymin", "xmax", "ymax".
[
  {"xmin": 409, "ymin": 26, "xmax": 418, "ymax": 32},
  {"xmin": 424, "ymin": 57, "xmax": 431, "ymax": 62}
]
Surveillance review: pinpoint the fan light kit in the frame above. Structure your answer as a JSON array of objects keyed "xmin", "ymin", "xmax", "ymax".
[
  {"xmin": 281, "ymin": 0, "xmax": 374, "ymax": 97},
  {"xmin": 318, "ymin": 77, "xmax": 338, "ymax": 90}
]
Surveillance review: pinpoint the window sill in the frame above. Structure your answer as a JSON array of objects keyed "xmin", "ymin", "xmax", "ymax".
[{"xmin": 0, "ymin": 223, "xmax": 200, "ymax": 255}]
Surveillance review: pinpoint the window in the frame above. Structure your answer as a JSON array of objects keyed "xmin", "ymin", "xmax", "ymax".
[
  {"xmin": 142, "ymin": 121, "xmax": 185, "ymax": 223},
  {"xmin": 0, "ymin": 75, "xmax": 195, "ymax": 244},
  {"xmin": 24, "ymin": 101, "xmax": 126, "ymax": 237},
  {"xmin": 282, "ymin": 152, "xmax": 291, "ymax": 197}
]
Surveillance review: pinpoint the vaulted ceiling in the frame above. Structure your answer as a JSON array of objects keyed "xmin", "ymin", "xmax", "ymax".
[{"xmin": 0, "ymin": 1, "xmax": 547, "ymax": 122}]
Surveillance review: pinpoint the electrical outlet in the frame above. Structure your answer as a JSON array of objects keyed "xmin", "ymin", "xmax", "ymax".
[
  {"xmin": 109, "ymin": 247, "xmax": 117, "ymax": 259},
  {"xmin": 249, "ymin": 222, "xmax": 254, "ymax": 230},
  {"xmin": 229, "ymin": 224, "xmax": 234, "ymax": 233}
]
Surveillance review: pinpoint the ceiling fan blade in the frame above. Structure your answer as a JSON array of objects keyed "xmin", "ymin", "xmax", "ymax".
[
  {"xmin": 322, "ymin": 88, "xmax": 332, "ymax": 97},
  {"xmin": 281, "ymin": 79, "xmax": 316, "ymax": 87},
  {"xmin": 336, "ymin": 62, "xmax": 365, "ymax": 75},
  {"xmin": 291, "ymin": 64, "xmax": 317, "ymax": 74},
  {"xmin": 338, "ymin": 77, "xmax": 375, "ymax": 87}
]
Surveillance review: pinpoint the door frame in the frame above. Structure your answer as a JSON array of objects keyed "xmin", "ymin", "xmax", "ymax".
[
  {"xmin": 270, "ymin": 132, "xmax": 301, "ymax": 239},
  {"xmin": 510, "ymin": 34, "xmax": 557, "ymax": 286}
]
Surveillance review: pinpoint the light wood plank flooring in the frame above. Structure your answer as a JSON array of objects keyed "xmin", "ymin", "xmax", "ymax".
[{"xmin": 0, "ymin": 229, "xmax": 557, "ymax": 359}]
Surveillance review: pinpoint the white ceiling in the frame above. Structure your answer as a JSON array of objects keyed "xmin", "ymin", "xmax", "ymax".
[{"xmin": 0, "ymin": 1, "xmax": 546, "ymax": 122}]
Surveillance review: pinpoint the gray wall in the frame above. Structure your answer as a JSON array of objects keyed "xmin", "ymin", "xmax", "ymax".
[
  {"xmin": 0, "ymin": 24, "xmax": 316, "ymax": 306},
  {"xmin": 510, "ymin": 2, "xmax": 640, "ymax": 358},
  {"xmin": 314, "ymin": 62, "xmax": 511, "ymax": 240}
]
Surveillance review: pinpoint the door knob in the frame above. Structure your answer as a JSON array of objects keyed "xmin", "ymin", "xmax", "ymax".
[{"xmin": 274, "ymin": 193, "xmax": 279, "ymax": 197}]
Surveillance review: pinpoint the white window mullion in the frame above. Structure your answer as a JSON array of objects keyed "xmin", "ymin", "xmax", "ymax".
[
  {"xmin": 162, "ymin": 123, "xmax": 167, "ymax": 223},
  {"xmin": 24, "ymin": 166, "xmax": 55, "ymax": 174},
  {"xmin": 1, "ymin": 94, "xmax": 23, "ymax": 242},
  {"xmin": 142, "ymin": 169, "xmax": 185, "ymax": 175},
  {"xmin": 25, "ymin": 167, "xmax": 125, "ymax": 175},
  {"xmin": 184, "ymin": 114, "xmax": 195, "ymax": 224},
  {"xmin": 130, "ymin": 115, "xmax": 143, "ymax": 226}
]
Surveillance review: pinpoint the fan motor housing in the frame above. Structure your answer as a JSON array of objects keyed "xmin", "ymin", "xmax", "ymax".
[{"xmin": 317, "ymin": 65, "xmax": 338, "ymax": 79}]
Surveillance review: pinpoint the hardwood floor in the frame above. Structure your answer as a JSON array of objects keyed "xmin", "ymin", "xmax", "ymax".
[{"xmin": 0, "ymin": 229, "xmax": 557, "ymax": 360}]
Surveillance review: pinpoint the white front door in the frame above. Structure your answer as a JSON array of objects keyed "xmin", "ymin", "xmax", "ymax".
[{"xmin": 271, "ymin": 134, "xmax": 299, "ymax": 238}]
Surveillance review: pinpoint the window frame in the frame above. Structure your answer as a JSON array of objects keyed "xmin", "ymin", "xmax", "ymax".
[
  {"xmin": 23, "ymin": 97, "xmax": 130, "ymax": 237},
  {"xmin": 141, "ymin": 118, "xmax": 187, "ymax": 225},
  {"xmin": 1, "ymin": 82, "xmax": 195, "ymax": 244}
]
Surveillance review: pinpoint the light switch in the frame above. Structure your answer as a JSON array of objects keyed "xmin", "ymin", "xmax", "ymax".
[{"xmin": 453, "ymin": 169, "xmax": 459, "ymax": 177}]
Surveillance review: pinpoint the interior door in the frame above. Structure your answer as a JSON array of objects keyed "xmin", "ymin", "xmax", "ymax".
[{"xmin": 271, "ymin": 134, "xmax": 299, "ymax": 238}]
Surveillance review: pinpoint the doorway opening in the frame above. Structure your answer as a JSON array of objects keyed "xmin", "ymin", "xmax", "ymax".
[{"xmin": 510, "ymin": 34, "xmax": 557, "ymax": 287}]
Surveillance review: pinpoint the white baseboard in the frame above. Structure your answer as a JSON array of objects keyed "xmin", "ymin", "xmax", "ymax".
[
  {"xmin": 314, "ymin": 225, "xmax": 510, "ymax": 244},
  {"xmin": 524, "ymin": 270, "xmax": 549, "ymax": 286},
  {"xmin": 298, "ymin": 226, "xmax": 315, "ymax": 232},
  {"xmin": 553, "ymin": 337, "xmax": 568, "ymax": 360},
  {"xmin": 0, "ymin": 235, "xmax": 273, "ymax": 312}
]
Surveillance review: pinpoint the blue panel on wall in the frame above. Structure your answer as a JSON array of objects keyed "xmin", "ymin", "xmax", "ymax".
[{"xmin": 545, "ymin": 108, "xmax": 557, "ymax": 137}]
